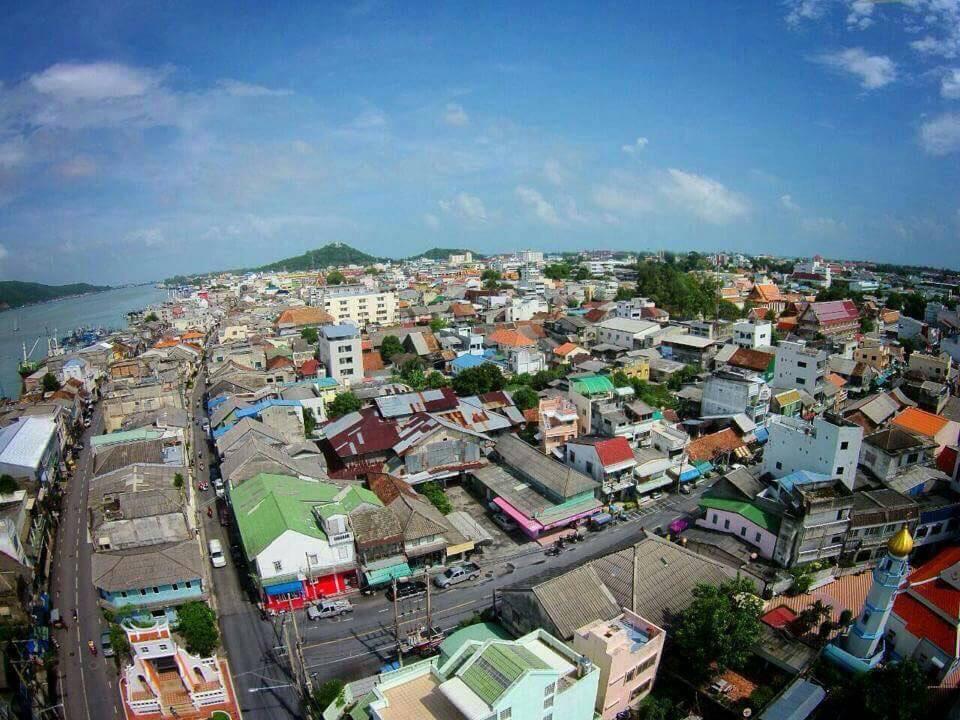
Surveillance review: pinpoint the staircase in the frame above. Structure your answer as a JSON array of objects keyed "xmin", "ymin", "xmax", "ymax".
[{"xmin": 157, "ymin": 669, "xmax": 194, "ymax": 716}]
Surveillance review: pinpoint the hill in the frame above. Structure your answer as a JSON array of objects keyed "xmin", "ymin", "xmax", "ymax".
[
  {"xmin": 256, "ymin": 243, "xmax": 385, "ymax": 272},
  {"xmin": 0, "ymin": 281, "xmax": 110, "ymax": 310},
  {"xmin": 407, "ymin": 247, "xmax": 484, "ymax": 261}
]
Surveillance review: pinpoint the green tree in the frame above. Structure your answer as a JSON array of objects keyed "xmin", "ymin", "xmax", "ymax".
[
  {"xmin": 429, "ymin": 317, "xmax": 448, "ymax": 333},
  {"xmin": 397, "ymin": 358, "xmax": 428, "ymax": 391},
  {"xmin": 380, "ymin": 335, "xmax": 404, "ymax": 363},
  {"xmin": 108, "ymin": 623, "xmax": 131, "ymax": 662},
  {"xmin": 667, "ymin": 364, "xmax": 699, "ymax": 390},
  {"xmin": 902, "ymin": 292, "xmax": 926, "ymax": 321},
  {"xmin": 717, "ymin": 300, "xmax": 741, "ymax": 320},
  {"xmin": 792, "ymin": 599, "xmax": 832, "ymax": 636},
  {"xmin": 172, "ymin": 473, "xmax": 184, "ymax": 491},
  {"xmin": 0, "ymin": 475, "xmax": 17, "ymax": 495},
  {"xmin": 311, "ymin": 679, "xmax": 346, "ymax": 717},
  {"xmin": 543, "ymin": 263, "xmax": 571, "ymax": 280},
  {"xmin": 899, "ymin": 337, "xmax": 919, "ymax": 358},
  {"xmin": 363, "ymin": 266, "xmax": 380, "ymax": 275},
  {"xmin": 885, "ymin": 291, "xmax": 904, "ymax": 312},
  {"xmin": 302, "ymin": 407, "xmax": 317, "ymax": 438},
  {"xmin": 573, "ymin": 265, "xmax": 591, "ymax": 281},
  {"xmin": 511, "ymin": 386, "xmax": 539, "ymax": 411},
  {"xmin": 176, "ymin": 601, "xmax": 220, "ymax": 656},
  {"xmin": 452, "ymin": 364, "xmax": 505, "ymax": 396},
  {"xmin": 326, "ymin": 270, "xmax": 346, "ymax": 285},
  {"xmin": 419, "ymin": 482, "xmax": 452, "ymax": 514},
  {"xmin": 144, "ymin": 312, "xmax": 159, "ymax": 322},
  {"xmin": 566, "ymin": 298, "xmax": 580, "ymax": 309},
  {"xmin": 481, "ymin": 269, "xmax": 501, "ymax": 283},
  {"xmin": 614, "ymin": 286, "xmax": 636, "ymax": 301},
  {"xmin": 860, "ymin": 316, "xmax": 876, "ymax": 334},
  {"xmin": 41, "ymin": 373, "xmax": 61, "ymax": 393},
  {"xmin": 327, "ymin": 391, "xmax": 361, "ymax": 419},
  {"xmin": 636, "ymin": 695, "xmax": 683, "ymax": 720},
  {"xmin": 611, "ymin": 370, "xmax": 631, "ymax": 388},
  {"xmin": 672, "ymin": 578, "xmax": 763, "ymax": 679},
  {"xmin": 300, "ymin": 326, "xmax": 319, "ymax": 345},
  {"xmin": 425, "ymin": 371, "xmax": 450, "ymax": 389},
  {"xmin": 842, "ymin": 659, "xmax": 929, "ymax": 720}
]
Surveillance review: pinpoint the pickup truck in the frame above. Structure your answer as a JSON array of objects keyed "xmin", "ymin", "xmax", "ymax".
[
  {"xmin": 434, "ymin": 562, "xmax": 482, "ymax": 589},
  {"xmin": 307, "ymin": 599, "xmax": 353, "ymax": 620}
]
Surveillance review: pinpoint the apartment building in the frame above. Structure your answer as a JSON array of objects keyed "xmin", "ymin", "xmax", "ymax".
[
  {"xmin": 853, "ymin": 337, "xmax": 895, "ymax": 372},
  {"xmin": 700, "ymin": 369, "xmax": 770, "ymax": 424},
  {"xmin": 908, "ymin": 351, "xmax": 953, "ymax": 383},
  {"xmin": 319, "ymin": 284, "xmax": 398, "ymax": 327},
  {"xmin": 318, "ymin": 324, "xmax": 363, "ymax": 384},
  {"xmin": 769, "ymin": 475, "xmax": 854, "ymax": 567},
  {"xmin": 762, "ymin": 415, "xmax": 863, "ymax": 491},
  {"xmin": 614, "ymin": 297, "xmax": 655, "ymax": 320},
  {"xmin": 772, "ymin": 340, "xmax": 827, "ymax": 398},
  {"xmin": 731, "ymin": 320, "xmax": 772, "ymax": 349}
]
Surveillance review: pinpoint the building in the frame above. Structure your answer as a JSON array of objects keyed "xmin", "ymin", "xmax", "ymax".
[
  {"xmin": 842, "ymin": 489, "xmax": 918, "ymax": 564},
  {"xmin": 768, "ymin": 473, "xmax": 854, "ymax": 567},
  {"xmin": 853, "ymin": 337, "xmax": 895, "ymax": 373},
  {"xmin": 564, "ymin": 436, "xmax": 637, "ymax": 499},
  {"xmin": 891, "ymin": 407, "xmax": 960, "ymax": 456},
  {"xmin": 797, "ymin": 301, "xmax": 860, "ymax": 339},
  {"xmin": 772, "ymin": 340, "xmax": 827, "ymax": 398},
  {"xmin": 659, "ymin": 334, "xmax": 717, "ymax": 367},
  {"xmin": 732, "ymin": 320, "xmax": 772, "ymax": 349},
  {"xmin": 317, "ymin": 323, "xmax": 363, "ymax": 384},
  {"xmin": 539, "ymin": 396, "xmax": 580, "ymax": 455},
  {"xmin": 908, "ymin": 351, "xmax": 953, "ymax": 383},
  {"xmin": 701, "ymin": 369, "xmax": 771, "ymax": 424},
  {"xmin": 573, "ymin": 610, "xmax": 665, "ymax": 720},
  {"xmin": 275, "ymin": 306, "xmax": 335, "ymax": 335},
  {"xmin": 859, "ymin": 427, "xmax": 936, "ymax": 482},
  {"xmin": 762, "ymin": 415, "xmax": 862, "ymax": 491},
  {"xmin": 362, "ymin": 629, "xmax": 599, "ymax": 720},
  {"xmin": 319, "ymin": 284, "xmax": 398, "ymax": 327},
  {"xmin": 595, "ymin": 318, "xmax": 659, "ymax": 350},
  {"xmin": 0, "ymin": 417, "xmax": 60, "ymax": 483},
  {"xmin": 614, "ymin": 297, "xmax": 655, "ymax": 320}
]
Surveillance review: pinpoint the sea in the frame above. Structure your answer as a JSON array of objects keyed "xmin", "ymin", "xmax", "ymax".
[{"xmin": 0, "ymin": 284, "xmax": 170, "ymax": 399}]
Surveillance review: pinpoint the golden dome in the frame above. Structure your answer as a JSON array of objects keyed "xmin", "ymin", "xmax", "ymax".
[{"xmin": 887, "ymin": 527, "xmax": 914, "ymax": 557}]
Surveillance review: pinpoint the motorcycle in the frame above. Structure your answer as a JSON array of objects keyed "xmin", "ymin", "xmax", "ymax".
[{"xmin": 87, "ymin": 640, "xmax": 97, "ymax": 656}]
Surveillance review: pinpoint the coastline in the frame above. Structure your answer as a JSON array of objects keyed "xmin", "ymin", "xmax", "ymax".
[{"xmin": 0, "ymin": 285, "xmax": 117, "ymax": 313}]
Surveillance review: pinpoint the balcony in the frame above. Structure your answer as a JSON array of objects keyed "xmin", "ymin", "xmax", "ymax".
[{"xmin": 328, "ymin": 531, "xmax": 354, "ymax": 546}]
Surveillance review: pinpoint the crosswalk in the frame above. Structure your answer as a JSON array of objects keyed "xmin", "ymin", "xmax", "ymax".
[{"xmin": 621, "ymin": 497, "xmax": 677, "ymax": 522}]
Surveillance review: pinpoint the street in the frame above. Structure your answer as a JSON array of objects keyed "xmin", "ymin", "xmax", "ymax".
[{"xmin": 49, "ymin": 405, "xmax": 125, "ymax": 720}]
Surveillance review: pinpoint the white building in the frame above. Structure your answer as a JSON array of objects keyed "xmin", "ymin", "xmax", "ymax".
[
  {"xmin": 762, "ymin": 415, "xmax": 863, "ymax": 491},
  {"xmin": 595, "ymin": 318, "xmax": 660, "ymax": 350},
  {"xmin": 319, "ymin": 284, "xmax": 397, "ymax": 327},
  {"xmin": 517, "ymin": 249, "xmax": 544, "ymax": 264},
  {"xmin": 701, "ymin": 370, "xmax": 770, "ymax": 424},
  {"xmin": 317, "ymin": 324, "xmax": 363, "ymax": 384},
  {"xmin": 614, "ymin": 297, "xmax": 655, "ymax": 320},
  {"xmin": 773, "ymin": 340, "xmax": 827, "ymax": 397},
  {"xmin": 732, "ymin": 320, "xmax": 772, "ymax": 349},
  {"xmin": 507, "ymin": 347, "xmax": 546, "ymax": 375},
  {"xmin": 505, "ymin": 296, "xmax": 548, "ymax": 322}
]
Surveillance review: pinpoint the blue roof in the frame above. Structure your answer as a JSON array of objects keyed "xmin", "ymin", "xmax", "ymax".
[
  {"xmin": 778, "ymin": 470, "xmax": 833, "ymax": 493},
  {"xmin": 321, "ymin": 324, "xmax": 359, "ymax": 340},
  {"xmin": 759, "ymin": 679, "xmax": 825, "ymax": 720},
  {"xmin": 235, "ymin": 398, "xmax": 301, "ymax": 420},
  {"xmin": 753, "ymin": 426, "xmax": 769, "ymax": 443},
  {"xmin": 316, "ymin": 377, "xmax": 339, "ymax": 388},
  {"xmin": 452, "ymin": 354, "xmax": 489, "ymax": 371}
]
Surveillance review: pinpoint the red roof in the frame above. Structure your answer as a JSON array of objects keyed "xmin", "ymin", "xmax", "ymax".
[
  {"xmin": 728, "ymin": 348, "xmax": 774, "ymax": 372},
  {"xmin": 326, "ymin": 409, "xmax": 400, "ymax": 459},
  {"xmin": 584, "ymin": 308, "xmax": 606, "ymax": 323},
  {"xmin": 594, "ymin": 437, "xmax": 635, "ymax": 468},
  {"xmin": 686, "ymin": 428, "xmax": 745, "ymax": 463},
  {"xmin": 761, "ymin": 606, "xmax": 798, "ymax": 630},
  {"xmin": 554, "ymin": 342, "xmax": 580, "ymax": 357},
  {"xmin": 266, "ymin": 355, "xmax": 294, "ymax": 370},
  {"xmin": 299, "ymin": 358, "xmax": 320, "ymax": 377},
  {"xmin": 893, "ymin": 594, "xmax": 957, "ymax": 656},
  {"xmin": 487, "ymin": 328, "xmax": 535, "ymax": 348},
  {"xmin": 363, "ymin": 350, "xmax": 385, "ymax": 373},
  {"xmin": 808, "ymin": 300, "xmax": 860, "ymax": 325},
  {"xmin": 891, "ymin": 546, "xmax": 960, "ymax": 656}
]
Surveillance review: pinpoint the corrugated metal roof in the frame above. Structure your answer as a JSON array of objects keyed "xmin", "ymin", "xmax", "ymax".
[
  {"xmin": 530, "ymin": 564, "xmax": 619, "ymax": 640},
  {"xmin": 0, "ymin": 417, "xmax": 57, "ymax": 470}
]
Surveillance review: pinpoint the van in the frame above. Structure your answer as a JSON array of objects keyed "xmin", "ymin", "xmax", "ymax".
[{"xmin": 208, "ymin": 539, "xmax": 226, "ymax": 568}]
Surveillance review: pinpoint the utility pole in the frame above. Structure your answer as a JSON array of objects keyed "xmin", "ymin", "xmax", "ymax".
[
  {"xmin": 283, "ymin": 598, "xmax": 312, "ymax": 702},
  {"xmin": 392, "ymin": 576, "xmax": 403, "ymax": 668}
]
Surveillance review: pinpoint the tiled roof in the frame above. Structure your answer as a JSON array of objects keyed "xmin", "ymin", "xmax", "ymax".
[
  {"xmin": 892, "ymin": 407, "xmax": 950, "ymax": 438},
  {"xmin": 729, "ymin": 348, "xmax": 774, "ymax": 372},
  {"xmin": 363, "ymin": 350, "xmax": 385, "ymax": 373},
  {"xmin": 276, "ymin": 306, "xmax": 334, "ymax": 327},
  {"xmin": 750, "ymin": 284, "xmax": 783, "ymax": 303},
  {"xmin": 807, "ymin": 300, "xmax": 860, "ymax": 325},
  {"xmin": 487, "ymin": 328, "xmax": 535, "ymax": 348},
  {"xmin": 324, "ymin": 409, "xmax": 400, "ymax": 459},
  {"xmin": 299, "ymin": 358, "xmax": 320, "ymax": 376},
  {"xmin": 686, "ymin": 428, "xmax": 745, "ymax": 463},
  {"xmin": 763, "ymin": 572, "xmax": 873, "ymax": 638},
  {"xmin": 825, "ymin": 372, "xmax": 847, "ymax": 388},
  {"xmin": 893, "ymin": 594, "xmax": 956, "ymax": 656},
  {"xmin": 553, "ymin": 342, "xmax": 580, "ymax": 356},
  {"xmin": 527, "ymin": 564, "xmax": 620, "ymax": 640},
  {"xmin": 593, "ymin": 437, "xmax": 635, "ymax": 468}
]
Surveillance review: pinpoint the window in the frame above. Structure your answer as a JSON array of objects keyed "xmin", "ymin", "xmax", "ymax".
[
  {"xmin": 631, "ymin": 679, "xmax": 652, "ymax": 699},
  {"xmin": 862, "ymin": 611, "xmax": 871, "ymax": 625},
  {"xmin": 185, "ymin": 581, "xmax": 191, "ymax": 588},
  {"xmin": 740, "ymin": 526, "xmax": 747, "ymax": 537},
  {"xmin": 499, "ymin": 710, "xmax": 512, "ymax": 720},
  {"xmin": 172, "ymin": 584, "xmax": 178, "ymax": 591},
  {"xmin": 544, "ymin": 683, "xmax": 555, "ymax": 697},
  {"xmin": 755, "ymin": 532, "xmax": 762, "ymax": 542},
  {"xmin": 724, "ymin": 519, "xmax": 730, "ymax": 530},
  {"xmin": 626, "ymin": 667, "xmax": 637, "ymax": 681},
  {"xmin": 836, "ymin": 466, "xmax": 844, "ymax": 475},
  {"xmin": 273, "ymin": 561, "xmax": 283, "ymax": 572},
  {"xmin": 776, "ymin": 461, "xmax": 782, "ymax": 470},
  {"xmin": 307, "ymin": 554, "xmax": 318, "ymax": 566},
  {"xmin": 543, "ymin": 696, "xmax": 554, "ymax": 709},
  {"xmin": 569, "ymin": 451, "xmax": 576, "ymax": 462},
  {"xmin": 797, "ymin": 361, "xmax": 807, "ymax": 368},
  {"xmin": 712, "ymin": 514, "xmax": 718, "ymax": 525},
  {"xmin": 585, "ymin": 461, "xmax": 594, "ymax": 474},
  {"xmin": 841, "ymin": 441, "xmax": 849, "ymax": 450}
]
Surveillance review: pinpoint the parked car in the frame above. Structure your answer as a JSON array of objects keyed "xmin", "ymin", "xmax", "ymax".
[
  {"xmin": 208, "ymin": 539, "xmax": 226, "ymax": 568},
  {"xmin": 100, "ymin": 631, "xmax": 115, "ymax": 657},
  {"xmin": 209, "ymin": 465, "xmax": 222, "ymax": 482},
  {"xmin": 216, "ymin": 498, "xmax": 230, "ymax": 527},
  {"xmin": 306, "ymin": 599, "xmax": 354, "ymax": 620},
  {"xmin": 434, "ymin": 562, "xmax": 482, "ymax": 589},
  {"xmin": 490, "ymin": 513, "xmax": 518, "ymax": 532},
  {"xmin": 385, "ymin": 580, "xmax": 427, "ymax": 601},
  {"xmin": 213, "ymin": 478, "xmax": 225, "ymax": 498},
  {"xmin": 679, "ymin": 484, "xmax": 692, "ymax": 495}
]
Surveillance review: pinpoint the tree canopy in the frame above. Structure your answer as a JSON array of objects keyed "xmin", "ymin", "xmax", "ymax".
[
  {"xmin": 300, "ymin": 326, "xmax": 319, "ymax": 345},
  {"xmin": 380, "ymin": 335, "xmax": 404, "ymax": 363},
  {"xmin": 327, "ymin": 391, "xmax": 361, "ymax": 419},
  {"xmin": 429, "ymin": 317, "xmax": 448, "ymax": 333},
  {"xmin": 452, "ymin": 363, "xmax": 505, "ymax": 396},
  {"xmin": 511, "ymin": 386, "xmax": 539, "ymax": 411},
  {"xmin": 0, "ymin": 475, "xmax": 17, "ymax": 495},
  {"xmin": 326, "ymin": 270, "xmax": 346, "ymax": 285},
  {"xmin": 837, "ymin": 659, "xmax": 929, "ymax": 720},
  {"xmin": 672, "ymin": 578, "xmax": 763, "ymax": 678},
  {"xmin": 41, "ymin": 373, "xmax": 61, "ymax": 393},
  {"xmin": 176, "ymin": 601, "xmax": 219, "ymax": 656},
  {"xmin": 633, "ymin": 262, "xmax": 718, "ymax": 318}
]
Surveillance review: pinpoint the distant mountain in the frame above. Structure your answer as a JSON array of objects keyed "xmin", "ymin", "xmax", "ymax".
[
  {"xmin": 0, "ymin": 281, "xmax": 110, "ymax": 310},
  {"xmin": 256, "ymin": 243, "xmax": 386, "ymax": 272},
  {"xmin": 407, "ymin": 247, "xmax": 484, "ymax": 261}
]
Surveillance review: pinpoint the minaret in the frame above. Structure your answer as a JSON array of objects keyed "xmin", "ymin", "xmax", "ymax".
[{"xmin": 843, "ymin": 526, "xmax": 913, "ymax": 660}]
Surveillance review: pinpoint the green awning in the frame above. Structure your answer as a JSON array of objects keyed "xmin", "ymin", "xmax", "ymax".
[{"xmin": 364, "ymin": 562, "xmax": 412, "ymax": 587}]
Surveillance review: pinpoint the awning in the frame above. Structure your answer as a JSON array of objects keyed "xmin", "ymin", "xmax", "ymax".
[
  {"xmin": 693, "ymin": 461, "xmax": 713, "ymax": 475},
  {"xmin": 753, "ymin": 426, "xmax": 769, "ymax": 443},
  {"xmin": 446, "ymin": 540, "xmax": 475, "ymax": 556},
  {"xmin": 679, "ymin": 467, "xmax": 700, "ymax": 482},
  {"xmin": 492, "ymin": 497, "xmax": 543, "ymax": 533},
  {"xmin": 264, "ymin": 580, "xmax": 303, "ymax": 597},
  {"xmin": 635, "ymin": 475, "xmax": 673, "ymax": 494},
  {"xmin": 364, "ymin": 561, "xmax": 412, "ymax": 587}
]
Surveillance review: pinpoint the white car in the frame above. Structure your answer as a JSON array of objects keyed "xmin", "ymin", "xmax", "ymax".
[
  {"xmin": 213, "ymin": 478, "xmax": 225, "ymax": 498},
  {"xmin": 208, "ymin": 539, "xmax": 226, "ymax": 568}
]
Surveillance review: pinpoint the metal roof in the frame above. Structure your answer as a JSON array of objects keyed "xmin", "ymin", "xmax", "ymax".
[{"xmin": 0, "ymin": 417, "xmax": 57, "ymax": 471}]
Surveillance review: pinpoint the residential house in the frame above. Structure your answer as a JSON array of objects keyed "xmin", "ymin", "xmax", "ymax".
[
  {"xmin": 539, "ymin": 396, "xmax": 580, "ymax": 455},
  {"xmin": 842, "ymin": 489, "xmax": 918, "ymax": 564},
  {"xmin": 595, "ymin": 318, "xmax": 660, "ymax": 350},
  {"xmin": 762, "ymin": 415, "xmax": 863, "ymax": 491},
  {"xmin": 732, "ymin": 320, "xmax": 772, "ymax": 349},
  {"xmin": 564, "ymin": 436, "xmax": 638, "ymax": 500},
  {"xmin": 0, "ymin": 416, "xmax": 60, "ymax": 483},
  {"xmin": 766, "ymin": 473, "xmax": 854, "ymax": 567},
  {"xmin": 386, "ymin": 413, "xmax": 488, "ymax": 485},
  {"xmin": 659, "ymin": 334, "xmax": 717, "ymax": 367},
  {"xmin": 701, "ymin": 369, "xmax": 770, "ymax": 425},
  {"xmin": 891, "ymin": 407, "xmax": 960, "ymax": 456},
  {"xmin": 317, "ymin": 323, "xmax": 363, "ymax": 384},
  {"xmin": 275, "ymin": 306, "xmax": 334, "ymax": 335},
  {"xmin": 859, "ymin": 427, "xmax": 936, "ymax": 482},
  {"xmin": 772, "ymin": 340, "xmax": 827, "ymax": 399}
]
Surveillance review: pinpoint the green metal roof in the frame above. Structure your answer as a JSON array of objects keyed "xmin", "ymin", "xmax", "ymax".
[
  {"xmin": 91, "ymin": 427, "xmax": 165, "ymax": 447},
  {"xmin": 363, "ymin": 561, "xmax": 411, "ymax": 587},
  {"xmin": 439, "ymin": 623, "xmax": 511, "ymax": 666},
  {"xmin": 699, "ymin": 496, "xmax": 781, "ymax": 533},
  {"xmin": 460, "ymin": 642, "xmax": 549, "ymax": 706},
  {"xmin": 571, "ymin": 375, "xmax": 615, "ymax": 396},
  {"xmin": 232, "ymin": 474, "xmax": 343, "ymax": 559}
]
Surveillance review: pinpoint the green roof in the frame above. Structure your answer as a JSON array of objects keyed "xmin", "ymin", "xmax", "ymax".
[
  {"xmin": 699, "ymin": 496, "xmax": 781, "ymax": 533},
  {"xmin": 439, "ymin": 623, "xmax": 511, "ymax": 666},
  {"xmin": 571, "ymin": 375, "xmax": 615, "ymax": 396},
  {"xmin": 231, "ymin": 473, "xmax": 344, "ymax": 558},
  {"xmin": 364, "ymin": 561, "xmax": 411, "ymax": 587},
  {"xmin": 460, "ymin": 642, "xmax": 549, "ymax": 706},
  {"xmin": 91, "ymin": 427, "xmax": 165, "ymax": 447}
]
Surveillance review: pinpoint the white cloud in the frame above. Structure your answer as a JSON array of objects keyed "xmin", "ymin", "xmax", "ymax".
[
  {"xmin": 217, "ymin": 79, "xmax": 293, "ymax": 97},
  {"xmin": 439, "ymin": 192, "xmax": 488, "ymax": 223},
  {"xmin": 423, "ymin": 213, "xmax": 440, "ymax": 229},
  {"xmin": 352, "ymin": 109, "xmax": 387, "ymax": 129},
  {"xmin": 543, "ymin": 159, "xmax": 565, "ymax": 186},
  {"xmin": 801, "ymin": 216, "xmax": 844, "ymax": 234},
  {"xmin": 942, "ymin": 69, "xmax": 960, "ymax": 99},
  {"xmin": 908, "ymin": 0, "xmax": 960, "ymax": 59},
  {"xmin": 919, "ymin": 112, "xmax": 960, "ymax": 155},
  {"xmin": 621, "ymin": 137, "xmax": 649, "ymax": 155},
  {"xmin": 0, "ymin": 137, "xmax": 26, "ymax": 168},
  {"xmin": 126, "ymin": 227, "xmax": 165, "ymax": 248},
  {"xmin": 56, "ymin": 155, "xmax": 97, "ymax": 178},
  {"xmin": 780, "ymin": 194, "xmax": 800, "ymax": 211},
  {"xmin": 846, "ymin": 0, "xmax": 874, "ymax": 30},
  {"xmin": 443, "ymin": 103, "xmax": 469, "ymax": 127},
  {"xmin": 592, "ymin": 177, "xmax": 655, "ymax": 217},
  {"xmin": 30, "ymin": 62, "xmax": 158, "ymax": 100},
  {"xmin": 785, "ymin": 0, "xmax": 830, "ymax": 27},
  {"xmin": 516, "ymin": 186, "xmax": 562, "ymax": 225},
  {"xmin": 814, "ymin": 48, "xmax": 896, "ymax": 90},
  {"xmin": 661, "ymin": 168, "xmax": 749, "ymax": 224}
]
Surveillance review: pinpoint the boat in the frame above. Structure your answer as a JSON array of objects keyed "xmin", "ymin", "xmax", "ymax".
[{"xmin": 18, "ymin": 339, "xmax": 42, "ymax": 377}]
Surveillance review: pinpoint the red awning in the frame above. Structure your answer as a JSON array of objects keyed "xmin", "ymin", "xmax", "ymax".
[{"xmin": 492, "ymin": 497, "xmax": 543, "ymax": 533}]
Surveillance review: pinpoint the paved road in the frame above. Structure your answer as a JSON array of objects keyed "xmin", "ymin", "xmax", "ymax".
[{"xmin": 50, "ymin": 406, "xmax": 125, "ymax": 720}]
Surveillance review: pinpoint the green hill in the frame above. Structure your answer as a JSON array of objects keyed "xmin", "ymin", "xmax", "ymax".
[
  {"xmin": 256, "ymin": 243, "xmax": 385, "ymax": 272},
  {"xmin": 408, "ymin": 247, "xmax": 484, "ymax": 261},
  {"xmin": 0, "ymin": 281, "xmax": 109, "ymax": 310}
]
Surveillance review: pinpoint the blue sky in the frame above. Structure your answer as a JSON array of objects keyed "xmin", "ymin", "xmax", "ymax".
[{"xmin": 1, "ymin": 0, "xmax": 959, "ymax": 283}]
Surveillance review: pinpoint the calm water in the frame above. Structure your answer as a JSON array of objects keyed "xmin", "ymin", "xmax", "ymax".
[{"xmin": 0, "ymin": 285, "xmax": 170, "ymax": 398}]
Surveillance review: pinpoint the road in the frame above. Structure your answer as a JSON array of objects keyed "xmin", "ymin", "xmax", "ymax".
[{"xmin": 49, "ymin": 405, "xmax": 124, "ymax": 720}]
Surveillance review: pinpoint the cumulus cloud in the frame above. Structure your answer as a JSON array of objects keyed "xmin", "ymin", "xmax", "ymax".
[
  {"xmin": 443, "ymin": 103, "xmax": 469, "ymax": 127},
  {"xmin": 814, "ymin": 48, "xmax": 896, "ymax": 90},
  {"xmin": 661, "ymin": 169, "xmax": 749, "ymax": 224},
  {"xmin": 846, "ymin": 0, "xmax": 874, "ymax": 30},
  {"xmin": 801, "ymin": 216, "xmax": 845, "ymax": 234},
  {"xmin": 592, "ymin": 178, "xmax": 655, "ymax": 217},
  {"xmin": 439, "ymin": 192, "xmax": 488, "ymax": 223},
  {"xmin": 543, "ymin": 159, "xmax": 565, "ymax": 186},
  {"xmin": 30, "ymin": 62, "xmax": 158, "ymax": 100},
  {"xmin": 919, "ymin": 112, "xmax": 960, "ymax": 155},
  {"xmin": 0, "ymin": 137, "xmax": 26, "ymax": 168},
  {"xmin": 780, "ymin": 194, "xmax": 800, "ymax": 211},
  {"xmin": 516, "ymin": 186, "xmax": 562, "ymax": 225},
  {"xmin": 621, "ymin": 137, "xmax": 649, "ymax": 155},
  {"xmin": 218, "ymin": 79, "xmax": 293, "ymax": 97},
  {"xmin": 942, "ymin": 69, "xmax": 960, "ymax": 99},
  {"xmin": 785, "ymin": 0, "xmax": 830, "ymax": 27}
]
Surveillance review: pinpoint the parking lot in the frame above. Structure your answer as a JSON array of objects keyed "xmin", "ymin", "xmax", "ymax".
[{"xmin": 445, "ymin": 483, "xmax": 529, "ymax": 559}]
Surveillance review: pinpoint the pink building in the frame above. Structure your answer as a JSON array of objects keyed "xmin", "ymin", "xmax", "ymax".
[
  {"xmin": 539, "ymin": 396, "xmax": 579, "ymax": 455},
  {"xmin": 573, "ymin": 609, "xmax": 665, "ymax": 720}
]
